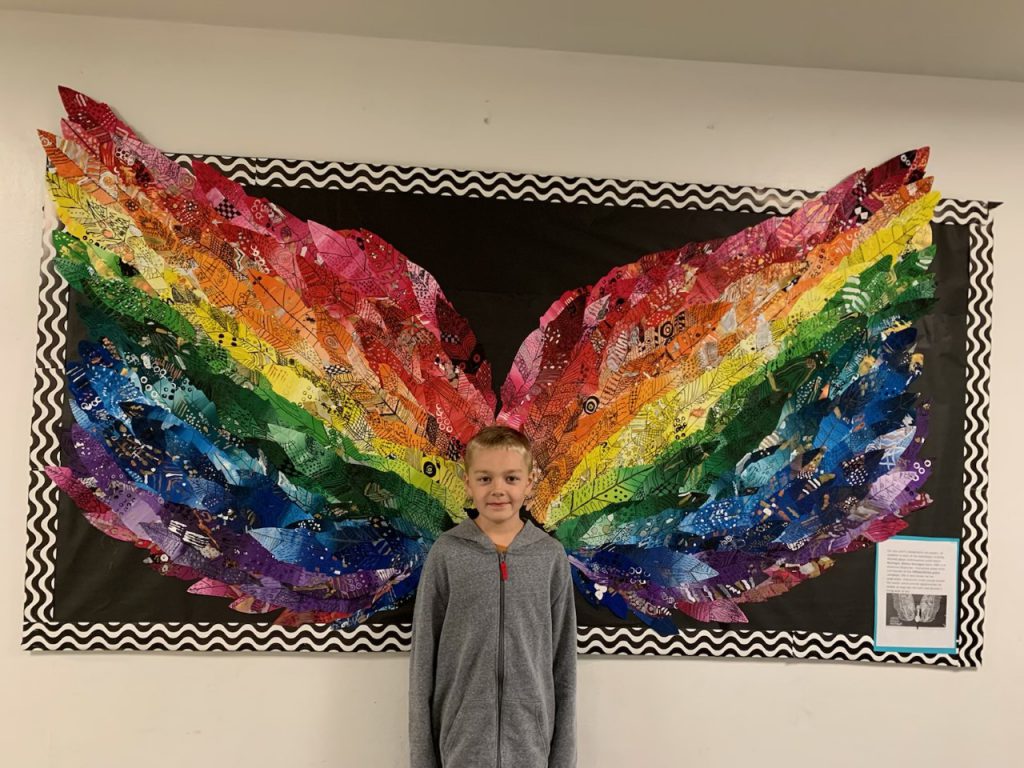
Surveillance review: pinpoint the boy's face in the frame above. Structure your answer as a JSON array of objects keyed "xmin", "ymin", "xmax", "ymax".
[{"xmin": 464, "ymin": 447, "xmax": 534, "ymax": 528}]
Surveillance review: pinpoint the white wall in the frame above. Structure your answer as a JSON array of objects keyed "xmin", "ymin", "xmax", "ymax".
[{"xmin": 1, "ymin": 10, "xmax": 1021, "ymax": 768}]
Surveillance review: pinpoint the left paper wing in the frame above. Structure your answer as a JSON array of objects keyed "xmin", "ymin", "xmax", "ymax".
[{"xmin": 40, "ymin": 87, "xmax": 495, "ymax": 625}]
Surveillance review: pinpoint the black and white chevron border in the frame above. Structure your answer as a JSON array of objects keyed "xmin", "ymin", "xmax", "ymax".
[
  {"xmin": 25, "ymin": 197, "xmax": 65, "ymax": 628},
  {"xmin": 168, "ymin": 154, "xmax": 996, "ymax": 223},
  {"xmin": 22, "ymin": 621, "xmax": 412, "ymax": 653},
  {"xmin": 956, "ymin": 213, "xmax": 994, "ymax": 667},
  {"xmin": 23, "ymin": 155, "xmax": 993, "ymax": 662}
]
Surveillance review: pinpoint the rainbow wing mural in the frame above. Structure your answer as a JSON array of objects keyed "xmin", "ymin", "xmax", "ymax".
[{"xmin": 24, "ymin": 88, "xmax": 990, "ymax": 663}]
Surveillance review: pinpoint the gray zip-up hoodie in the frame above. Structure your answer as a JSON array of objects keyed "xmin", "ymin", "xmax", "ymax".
[{"xmin": 409, "ymin": 518, "xmax": 577, "ymax": 768}]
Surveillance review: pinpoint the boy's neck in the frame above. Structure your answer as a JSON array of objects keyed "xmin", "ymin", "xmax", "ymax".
[{"xmin": 473, "ymin": 517, "xmax": 526, "ymax": 549}]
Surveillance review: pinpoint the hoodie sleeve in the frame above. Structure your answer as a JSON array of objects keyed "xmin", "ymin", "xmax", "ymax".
[
  {"xmin": 409, "ymin": 543, "xmax": 448, "ymax": 768},
  {"xmin": 549, "ymin": 554, "xmax": 578, "ymax": 768}
]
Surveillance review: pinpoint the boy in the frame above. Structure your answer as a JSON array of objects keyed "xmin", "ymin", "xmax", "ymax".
[{"xmin": 409, "ymin": 426, "xmax": 577, "ymax": 768}]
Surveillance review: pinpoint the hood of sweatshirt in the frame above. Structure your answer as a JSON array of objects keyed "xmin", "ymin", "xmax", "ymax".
[{"xmin": 446, "ymin": 517, "xmax": 554, "ymax": 552}]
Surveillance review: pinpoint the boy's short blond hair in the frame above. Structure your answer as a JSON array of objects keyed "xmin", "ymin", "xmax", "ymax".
[{"xmin": 464, "ymin": 425, "xmax": 534, "ymax": 472}]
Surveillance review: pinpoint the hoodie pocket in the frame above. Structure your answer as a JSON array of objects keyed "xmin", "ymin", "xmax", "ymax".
[
  {"xmin": 501, "ymin": 698, "xmax": 549, "ymax": 767},
  {"xmin": 440, "ymin": 696, "xmax": 496, "ymax": 767}
]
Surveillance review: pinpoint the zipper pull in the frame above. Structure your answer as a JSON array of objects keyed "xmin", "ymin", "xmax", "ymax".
[{"xmin": 500, "ymin": 557, "xmax": 509, "ymax": 581}]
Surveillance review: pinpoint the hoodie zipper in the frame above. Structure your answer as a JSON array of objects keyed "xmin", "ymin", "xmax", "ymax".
[{"xmin": 496, "ymin": 549, "xmax": 508, "ymax": 768}]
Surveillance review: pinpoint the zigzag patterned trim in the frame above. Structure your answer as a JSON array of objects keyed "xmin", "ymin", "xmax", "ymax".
[
  {"xmin": 23, "ymin": 622, "xmax": 411, "ymax": 652},
  {"xmin": 576, "ymin": 627, "xmax": 963, "ymax": 664},
  {"xmin": 25, "ymin": 196, "xmax": 65, "ymax": 626},
  {"xmin": 170, "ymin": 154, "xmax": 816, "ymax": 214},
  {"xmin": 170, "ymin": 154, "xmax": 997, "ymax": 224},
  {"xmin": 956, "ymin": 213, "xmax": 994, "ymax": 666},
  {"xmin": 24, "ymin": 155, "xmax": 993, "ymax": 661}
]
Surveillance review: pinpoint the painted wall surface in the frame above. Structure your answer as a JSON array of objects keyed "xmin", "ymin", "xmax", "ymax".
[{"xmin": 1, "ymin": 10, "xmax": 1021, "ymax": 767}]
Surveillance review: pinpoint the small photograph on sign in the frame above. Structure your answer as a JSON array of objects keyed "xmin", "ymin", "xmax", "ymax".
[{"xmin": 885, "ymin": 593, "xmax": 948, "ymax": 629}]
